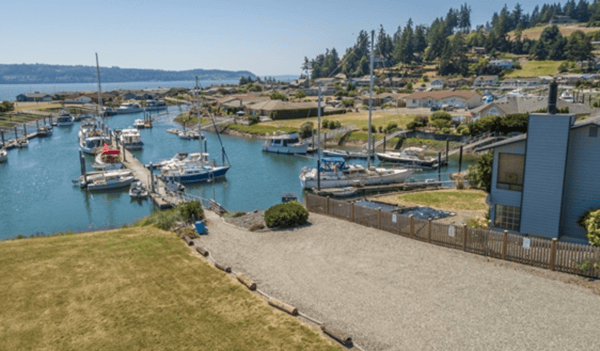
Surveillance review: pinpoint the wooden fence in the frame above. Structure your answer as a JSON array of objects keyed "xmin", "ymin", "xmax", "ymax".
[{"xmin": 306, "ymin": 194, "xmax": 600, "ymax": 279}]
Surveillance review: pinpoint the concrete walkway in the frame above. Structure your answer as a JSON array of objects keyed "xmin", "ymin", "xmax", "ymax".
[{"xmin": 196, "ymin": 211, "xmax": 600, "ymax": 351}]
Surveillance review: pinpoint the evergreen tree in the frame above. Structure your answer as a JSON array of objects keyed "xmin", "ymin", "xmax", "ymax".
[
  {"xmin": 374, "ymin": 25, "xmax": 394, "ymax": 64},
  {"xmin": 413, "ymin": 25, "xmax": 428, "ymax": 54},
  {"xmin": 459, "ymin": 3, "xmax": 471, "ymax": 33}
]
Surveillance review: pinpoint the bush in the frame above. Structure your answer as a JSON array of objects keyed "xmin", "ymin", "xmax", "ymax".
[
  {"xmin": 295, "ymin": 89, "xmax": 307, "ymax": 99},
  {"xmin": 322, "ymin": 119, "xmax": 330, "ymax": 129},
  {"xmin": 179, "ymin": 201, "xmax": 204, "ymax": 223},
  {"xmin": 264, "ymin": 201, "xmax": 309, "ymax": 229},
  {"xmin": 578, "ymin": 209, "xmax": 600, "ymax": 247},
  {"xmin": 430, "ymin": 111, "xmax": 452, "ymax": 121},
  {"xmin": 247, "ymin": 115, "xmax": 260, "ymax": 125},
  {"xmin": 329, "ymin": 120, "xmax": 341, "ymax": 129},
  {"xmin": 341, "ymin": 98, "xmax": 354, "ymax": 107},
  {"xmin": 270, "ymin": 91, "xmax": 288, "ymax": 101},
  {"xmin": 249, "ymin": 223, "xmax": 265, "ymax": 231},
  {"xmin": 385, "ymin": 122, "xmax": 398, "ymax": 132},
  {"xmin": 135, "ymin": 208, "xmax": 183, "ymax": 230},
  {"xmin": 466, "ymin": 150, "xmax": 493, "ymax": 193},
  {"xmin": 378, "ymin": 126, "xmax": 383, "ymax": 133},
  {"xmin": 299, "ymin": 122, "xmax": 314, "ymax": 138}
]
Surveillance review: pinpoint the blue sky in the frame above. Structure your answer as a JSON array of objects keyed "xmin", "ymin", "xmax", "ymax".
[{"xmin": 1, "ymin": 0, "xmax": 543, "ymax": 76}]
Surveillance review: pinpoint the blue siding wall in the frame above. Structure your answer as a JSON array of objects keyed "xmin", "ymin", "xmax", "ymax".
[
  {"xmin": 560, "ymin": 126, "xmax": 600, "ymax": 243},
  {"xmin": 489, "ymin": 142, "xmax": 525, "ymax": 228},
  {"xmin": 520, "ymin": 114, "xmax": 573, "ymax": 239}
]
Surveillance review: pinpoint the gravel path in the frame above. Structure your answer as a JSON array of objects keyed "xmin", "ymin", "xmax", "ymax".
[{"xmin": 196, "ymin": 211, "xmax": 600, "ymax": 351}]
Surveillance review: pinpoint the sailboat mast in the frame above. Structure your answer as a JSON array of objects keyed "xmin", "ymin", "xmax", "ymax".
[
  {"xmin": 367, "ymin": 30, "xmax": 374, "ymax": 168},
  {"xmin": 195, "ymin": 76, "xmax": 202, "ymax": 155},
  {"xmin": 95, "ymin": 53, "xmax": 104, "ymax": 126},
  {"xmin": 317, "ymin": 84, "xmax": 322, "ymax": 190}
]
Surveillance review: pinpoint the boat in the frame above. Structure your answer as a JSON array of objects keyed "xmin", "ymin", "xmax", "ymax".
[
  {"xmin": 115, "ymin": 102, "xmax": 144, "ymax": 115},
  {"xmin": 129, "ymin": 181, "xmax": 149, "ymax": 199},
  {"xmin": 92, "ymin": 143, "xmax": 123, "ymax": 170},
  {"xmin": 73, "ymin": 169, "xmax": 133, "ymax": 185},
  {"xmin": 16, "ymin": 138, "xmax": 29, "ymax": 148},
  {"xmin": 55, "ymin": 109, "xmax": 74, "ymax": 127},
  {"xmin": 36, "ymin": 125, "xmax": 53, "ymax": 137},
  {"xmin": 262, "ymin": 132, "xmax": 309, "ymax": 155},
  {"xmin": 323, "ymin": 148, "xmax": 373, "ymax": 159},
  {"xmin": 166, "ymin": 128, "xmax": 180, "ymax": 135},
  {"xmin": 158, "ymin": 152, "xmax": 231, "ymax": 184},
  {"xmin": 78, "ymin": 119, "xmax": 109, "ymax": 155},
  {"xmin": 376, "ymin": 147, "xmax": 438, "ymax": 168},
  {"xmin": 144, "ymin": 99, "xmax": 167, "ymax": 111},
  {"xmin": 133, "ymin": 119, "xmax": 146, "ymax": 129},
  {"xmin": 299, "ymin": 157, "xmax": 413, "ymax": 188},
  {"xmin": 0, "ymin": 149, "xmax": 7, "ymax": 163},
  {"xmin": 560, "ymin": 90, "xmax": 574, "ymax": 102},
  {"xmin": 119, "ymin": 127, "xmax": 144, "ymax": 150},
  {"xmin": 85, "ymin": 172, "xmax": 136, "ymax": 191}
]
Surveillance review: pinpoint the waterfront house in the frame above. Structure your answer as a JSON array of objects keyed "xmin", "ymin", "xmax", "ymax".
[
  {"xmin": 405, "ymin": 91, "xmax": 482, "ymax": 109},
  {"xmin": 470, "ymin": 95, "xmax": 594, "ymax": 120},
  {"xmin": 447, "ymin": 77, "xmax": 473, "ymax": 88},
  {"xmin": 500, "ymin": 78, "xmax": 542, "ymax": 89},
  {"xmin": 16, "ymin": 92, "xmax": 52, "ymax": 102},
  {"xmin": 245, "ymin": 100, "xmax": 320, "ymax": 119},
  {"xmin": 64, "ymin": 95, "xmax": 93, "ymax": 104},
  {"xmin": 430, "ymin": 79, "xmax": 445, "ymax": 90},
  {"xmin": 489, "ymin": 59, "xmax": 514, "ymax": 70},
  {"xmin": 473, "ymin": 75, "xmax": 499, "ymax": 87},
  {"xmin": 477, "ymin": 113, "xmax": 600, "ymax": 244}
]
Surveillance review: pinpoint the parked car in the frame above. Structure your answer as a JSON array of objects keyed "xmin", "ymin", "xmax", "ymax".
[
  {"xmin": 430, "ymin": 105, "xmax": 440, "ymax": 111},
  {"xmin": 441, "ymin": 104, "xmax": 455, "ymax": 111}
]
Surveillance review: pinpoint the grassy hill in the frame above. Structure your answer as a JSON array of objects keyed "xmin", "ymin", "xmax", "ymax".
[
  {"xmin": 0, "ymin": 227, "xmax": 339, "ymax": 351},
  {"xmin": 505, "ymin": 60, "xmax": 563, "ymax": 78},
  {"xmin": 508, "ymin": 24, "xmax": 600, "ymax": 40}
]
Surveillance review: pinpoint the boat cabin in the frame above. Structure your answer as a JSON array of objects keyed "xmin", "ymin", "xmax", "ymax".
[{"xmin": 264, "ymin": 132, "xmax": 301, "ymax": 147}]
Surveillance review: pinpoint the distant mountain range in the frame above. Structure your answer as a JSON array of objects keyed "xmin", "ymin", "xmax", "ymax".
[{"xmin": 0, "ymin": 64, "xmax": 256, "ymax": 84}]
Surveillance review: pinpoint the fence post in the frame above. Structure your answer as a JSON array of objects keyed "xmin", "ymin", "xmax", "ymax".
[
  {"xmin": 550, "ymin": 238, "xmax": 557, "ymax": 271},
  {"xmin": 326, "ymin": 196, "xmax": 330, "ymax": 214},
  {"xmin": 462, "ymin": 224, "xmax": 468, "ymax": 251},
  {"xmin": 378, "ymin": 208, "xmax": 382, "ymax": 229},
  {"xmin": 427, "ymin": 219, "xmax": 432, "ymax": 243},
  {"xmin": 502, "ymin": 230, "xmax": 508, "ymax": 260},
  {"xmin": 306, "ymin": 194, "xmax": 311, "ymax": 211},
  {"xmin": 410, "ymin": 215, "xmax": 414, "ymax": 238},
  {"xmin": 350, "ymin": 202, "xmax": 355, "ymax": 222}
]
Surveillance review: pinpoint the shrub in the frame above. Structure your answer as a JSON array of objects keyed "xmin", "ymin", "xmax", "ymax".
[
  {"xmin": 378, "ymin": 126, "xmax": 383, "ymax": 133},
  {"xmin": 179, "ymin": 201, "xmax": 204, "ymax": 223},
  {"xmin": 249, "ymin": 223, "xmax": 265, "ymax": 231},
  {"xmin": 385, "ymin": 122, "xmax": 398, "ymax": 132},
  {"xmin": 322, "ymin": 119, "xmax": 330, "ymax": 128},
  {"xmin": 430, "ymin": 111, "xmax": 452, "ymax": 121},
  {"xmin": 232, "ymin": 211, "xmax": 246, "ymax": 218},
  {"xmin": 466, "ymin": 150, "xmax": 493, "ymax": 193},
  {"xmin": 295, "ymin": 89, "xmax": 307, "ymax": 99},
  {"xmin": 299, "ymin": 122, "xmax": 314, "ymax": 138},
  {"xmin": 247, "ymin": 115, "xmax": 260, "ymax": 125},
  {"xmin": 578, "ymin": 209, "xmax": 600, "ymax": 247},
  {"xmin": 341, "ymin": 98, "xmax": 354, "ymax": 107},
  {"xmin": 264, "ymin": 201, "xmax": 309, "ymax": 229},
  {"xmin": 135, "ymin": 208, "xmax": 183, "ymax": 230},
  {"xmin": 270, "ymin": 91, "xmax": 288, "ymax": 101}
]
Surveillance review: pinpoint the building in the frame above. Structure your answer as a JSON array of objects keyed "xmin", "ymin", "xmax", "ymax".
[
  {"xmin": 500, "ymin": 78, "xmax": 543, "ymax": 89},
  {"xmin": 245, "ymin": 100, "xmax": 320, "ymax": 118},
  {"xmin": 405, "ymin": 91, "xmax": 482, "ymax": 109},
  {"xmin": 478, "ymin": 113, "xmax": 600, "ymax": 244},
  {"xmin": 64, "ymin": 95, "xmax": 93, "ymax": 104},
  {"xmin": 473, "ymin": 75, "xmax": 499, "ymax": 87},
  {"xmin": 429, "ymin": 79, "xmax": 445, "ymax": 90},
  {"xmin": 470, "ymin": 47, "xmax": 486, "ymax": 54},
  {"xmin": 470, "ymin": 95, "xmax": 594, "ymax": 120},
  {"xmin": 362, "ymin": 93, "xmax": 408, "ymax": 107},
  {"xmin": 489, "ymin": 59, "xmax": 514, "ymax": 70},
  {"xmin": 447, "ymin": 77, "xmax": 473, "ymax": 88},
  {"xmin": 16, "ymin": 92, "xmax": 52, "ymax": 102},
  {"xmin": 557, "ymin": 74, "xmax": 585, "ymax": 86}
]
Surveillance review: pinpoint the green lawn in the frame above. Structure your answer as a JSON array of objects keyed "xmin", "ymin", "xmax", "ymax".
[
  {"xmin": 396, "ymin": 190, "xmax": 488, "ymax": 211},
  {"xmin": 0, "ymin": 227, "xmax": 339, "ymax": 351},
  {"xmin": 505, "ymin": 60, "xmax": 562, "ymax": 78},
  {"xmin": 262, "ymin": 111, "xmax": 416, "ymax": 131}
]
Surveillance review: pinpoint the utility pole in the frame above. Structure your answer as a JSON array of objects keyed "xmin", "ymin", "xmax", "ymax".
[
  {"xmin": 367, "ymin": 29, "xmax": 375, "ymax": 168},
  {"xmin": 317, "ymin": 85, "xmax": 322, "ymax": 190}
]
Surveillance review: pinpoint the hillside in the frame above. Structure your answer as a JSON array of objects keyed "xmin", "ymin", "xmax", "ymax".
[
  {"xmin": 509, "ymin": 23, "xmax": 600, "ymax": 41},
  {"xmin": 0, "ymin": 227, "xmax": 339, "ymax": 351},
  {"xmin": 0, "ymin": 63, "xmax": 255, "ymax": 84}
]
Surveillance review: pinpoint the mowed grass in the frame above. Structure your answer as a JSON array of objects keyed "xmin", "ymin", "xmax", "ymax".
[
  {"xmin": 506, "ymin": 60, "xmax": 562, "ymax": 78},
  {"xmin": 508, "ymin": 24, "xmax": 600, "ymax": 41},
  {"xmin": 0, "ymin": 227, "xmax": 340, "ymax": 351},
  {"xmin": 262, "ymin": 111, "xmax": 415, "ymax": 131},
  {"xmin": 378, "ymin": 189, "xmax": 488, "ymax": 211}
]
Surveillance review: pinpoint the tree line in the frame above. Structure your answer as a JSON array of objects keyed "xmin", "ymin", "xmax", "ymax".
[{"xmin": 305, "ymin": 1, "xmax": 600, "ymax": 79}]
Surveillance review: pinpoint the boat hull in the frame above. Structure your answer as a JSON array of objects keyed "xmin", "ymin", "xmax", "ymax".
[
  {"xmin": 87, "ymin": 176, "xmax": 135, "ymax": 191},
  {"xmin": 262, "ymin": 145, "xmax": 308, "ymax": 155},
  {"xmin": 300, "ymin": 168, "xmax": 413, "ymax": 189},
  {"xmin": 123, "ymin": 142, "xmax": 144, "ymax": 150},
  {"xmin": 0, "ymin": 151, "xmax": 7, "ymax": 163},
  {"xmin": 376, "ymin": 153, "xmax": 437, "ymax": 167},
  {"xmin": 161, "ymin": 165, "xmax": 230, "ymax": 184}
]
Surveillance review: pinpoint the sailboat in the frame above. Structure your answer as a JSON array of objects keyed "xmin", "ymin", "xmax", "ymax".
[{"xmin": 300, "ymin": 30, "xmax": 412, "ymax": 189}]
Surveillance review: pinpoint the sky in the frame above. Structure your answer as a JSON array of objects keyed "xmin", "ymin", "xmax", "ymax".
[{"xmin": 1, "ymin": 0, "xmax": 545, "ymax": 76}]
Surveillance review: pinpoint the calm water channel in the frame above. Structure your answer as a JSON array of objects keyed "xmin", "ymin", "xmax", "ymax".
[{"xmin": 0, "ymin": 107, "xmax": 474, "ymax": 239}]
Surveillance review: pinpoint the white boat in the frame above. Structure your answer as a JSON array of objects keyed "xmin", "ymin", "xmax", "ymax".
[
  {"xmin": 92, "ymin": 144, "xmax": 123, "ymax": 170},
  {"xmin": 129, "ymin": 181, "xmax": 149, "ymax": 198},
  {"xmin": 133, "ymin": 119, "xmax": 146, "ymax": 129},
  {"xmin": 158, "ymin": 152, "xmax": 230, "ymax": 184},
  {"xmin": 0, "ymin": 149, "xmax": 7, "ymax": 163},
  {"xmin": 560, "ymin": 90, "xmax": 574, "ymax": 102},
  {"xmin": 86, "ymin": 172, "xmax": 136, "ymax": 191},
  {"xmin": 144, "ymin": 99, "xmax": 167, "ymax": 111},
  {"xmin": 376, "ymin": 147, "xmax": 438, "ymax": 168},
  {"xmin": 119, "ymin": 127, "xmax": 144, "ymax": 150},
  {"xmin": 115, "ymin": 102, "xmax": 144, "ymax": 114},
  {"xmin": 36, "ymin": 125, "xmax": 53, "ymax": 137},
  {"xmin": 79, "ymin": 120, "xmax": 109, "ymax": 155},
  {"xmin": 16, "ymin": 138, "xmax": 29, "ymax": 148},
  {"xmin": 73, "ymin": 170, "xmax": 133, "ymax": 185},
  {"xmin": 323, "ymin": 149, "xmax": 372, "ymax": 159},
  {"xmin": 300, "ymin": 158, "xmax": 413, "ymax": 188},
  {"xmin": 262, "ymin": 132, "xmax": 309, "ymax": 155},
  {"xmin": 55, "ymin": 109, "xmax": 74, "ymax": 126}
]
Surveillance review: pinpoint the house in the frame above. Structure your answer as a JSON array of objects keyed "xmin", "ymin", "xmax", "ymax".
[
  {"xmin": 489, "ymin": 59, "xmax": 514, "ymax": 70},
  {"xmin": 447, "ymin": 77, "xmax": 473, "ymax": 88},
  {"xmin": 304, "ymin": 86, "xmax": 336, "ymax": 96},
  {"xmin": 382, "ymin": 77, "xmax": 410, "ymax": 87},
  {"xmin": 16, "ymin": 92, "xmax": 52, "ymax": 102},
  {"xmin": 429, "ymin": 79, "xmax": 445, "ymax": 90},
  {"xmin": 470, "ymin": 47, "xmax": 486, "ymax": 54},
  {"xmin": 473, "ymin": 75, "xmax": 499, "ymax": 87},
  {"xmin": 477, "ymin": 113, "xmax": 600, "ymax": 244},
  {"xmin": 64, "ymin": 95, "xmax": 92, "ymax": 104},
  {"xmin": 245, "ymin": 100, "xmax": 320, "ymax": 118},
  {"xmin": 362, "ymin": 93, "xmax": 408, "ymax": 107},
  {"xmin": 405, "ymin": 91, "xmax": 482, "ymax": 109},
  {"xmin": 550, "ymin": 15, "xmax": 576, "ymax": 24},
  {"xmin": 557, "ymin": 74, "xmax": 585, "ymax": 86},
  {"xmin": 354, "ymin": 76, "xmax": 380, "ymax": 86},
  {"xmin": 470, "ymin": 95, "xmax": 594, "ymax": 120},
  {"xmin": 500, "ymin": 78, "xmax": 542, "ymax": 89}
]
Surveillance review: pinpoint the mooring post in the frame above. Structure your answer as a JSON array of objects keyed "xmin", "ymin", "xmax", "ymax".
[
  {"xmin": 23, "ymin": 124, "xmax": 27, "ymax": 137},
  {"xmin": 437, "ymin": 152, "xmax": 441, "ymax": 182},
  {"xmin": 36, "ymin": 120, "xmax": 39, "ymax": 130},
  {"xmin": 79, "ymin": 149, "xmax": 87, "ymax": 187},
  {"xmin": 458, "ymin": 145, "xmax": 463, "ymax": 173},
  {"xmin": 14, "ymin": 126, "xmax": 18, "ymax": 140},
  {"xmin": 1, "ymin": 131, "xmax": 4, "ymax": 145},
  {"xmin": 383, "ymin": 135, "xmax": 386, "ymax": 153},
  {"xmin": 445, "ymin": 139, "xmax": 449, "ymax": 166},
  {"xmin": 149, "ymin": 162, "xmax": 154, "ymax": 193},
  {"xmin": 43, "ymin": 116, "xmax": 46, "ymax": 125},
  {"xmin": 122, "ymin": 142, "xmax": 126, "ymax": 162}
]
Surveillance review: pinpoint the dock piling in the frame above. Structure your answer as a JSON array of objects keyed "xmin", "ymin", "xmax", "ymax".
[
  {"xmin": 1, "ymin": 131, "xmax": 4, "ymax": 145},
  {"xmin": 445, "ymin": 139, "xmax": 449, "ymax": 167},
  {"xmin": 14, "ymin": 126, "xmax": 18, "ymax": 140},
  {"xmin": 437, "ymin": 152, "xmax": 441, "ymax": 182},
  {"xmin": 79, "ymin": 150, "xmax": 87, "ymax": 187},
  {"xmin": 383, "ymin": 135, "xmax": 386, "ymax": 153},
  {"xmin": 23, "ymin": 124, "xmax": 27, "ymax": 137},
  {"xmin": 458, "ymin": 145, "xmax": 463, "ymax": 173}
]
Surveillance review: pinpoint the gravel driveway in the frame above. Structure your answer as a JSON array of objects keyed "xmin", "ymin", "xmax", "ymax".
[{"xmin": 195, "ymin": 211, "xmax": 600, "ymax": 351}]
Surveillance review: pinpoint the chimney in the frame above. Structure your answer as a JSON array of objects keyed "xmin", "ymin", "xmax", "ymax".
[{"xmin": 548, "ymin": 80, "xmax": 558, "ymax": 114}]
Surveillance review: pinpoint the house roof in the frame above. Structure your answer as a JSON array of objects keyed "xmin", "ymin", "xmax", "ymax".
[
  {"xmin": 474, "ymin": 75, "xmax": 498, "ymax": 81},
  {"xmin": 247, "ymin": 100, "xmax": 318, "ymax": 112},
  {"xmin": 406, "ymin": 91, "xmax": 481, "ymax": 100},
  {"xmin": 477, "ymin": 115, "xmax": 600, "ymax": 151},
  {"xmin": 471, "ymin": 96, "xmax": 595, "ymax": 116}
]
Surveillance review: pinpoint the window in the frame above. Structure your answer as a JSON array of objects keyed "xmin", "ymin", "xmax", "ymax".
[
  {"xmin": 590, "ymin": 126, "xmax": 598, "ymax": 138},
  {"xmin": 497, "ymin": 153, "xmax": 524, "ymax": 191},
  {"xmin": 495, "ymin": 205, "xmax": 521, "ymax": 231}
]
